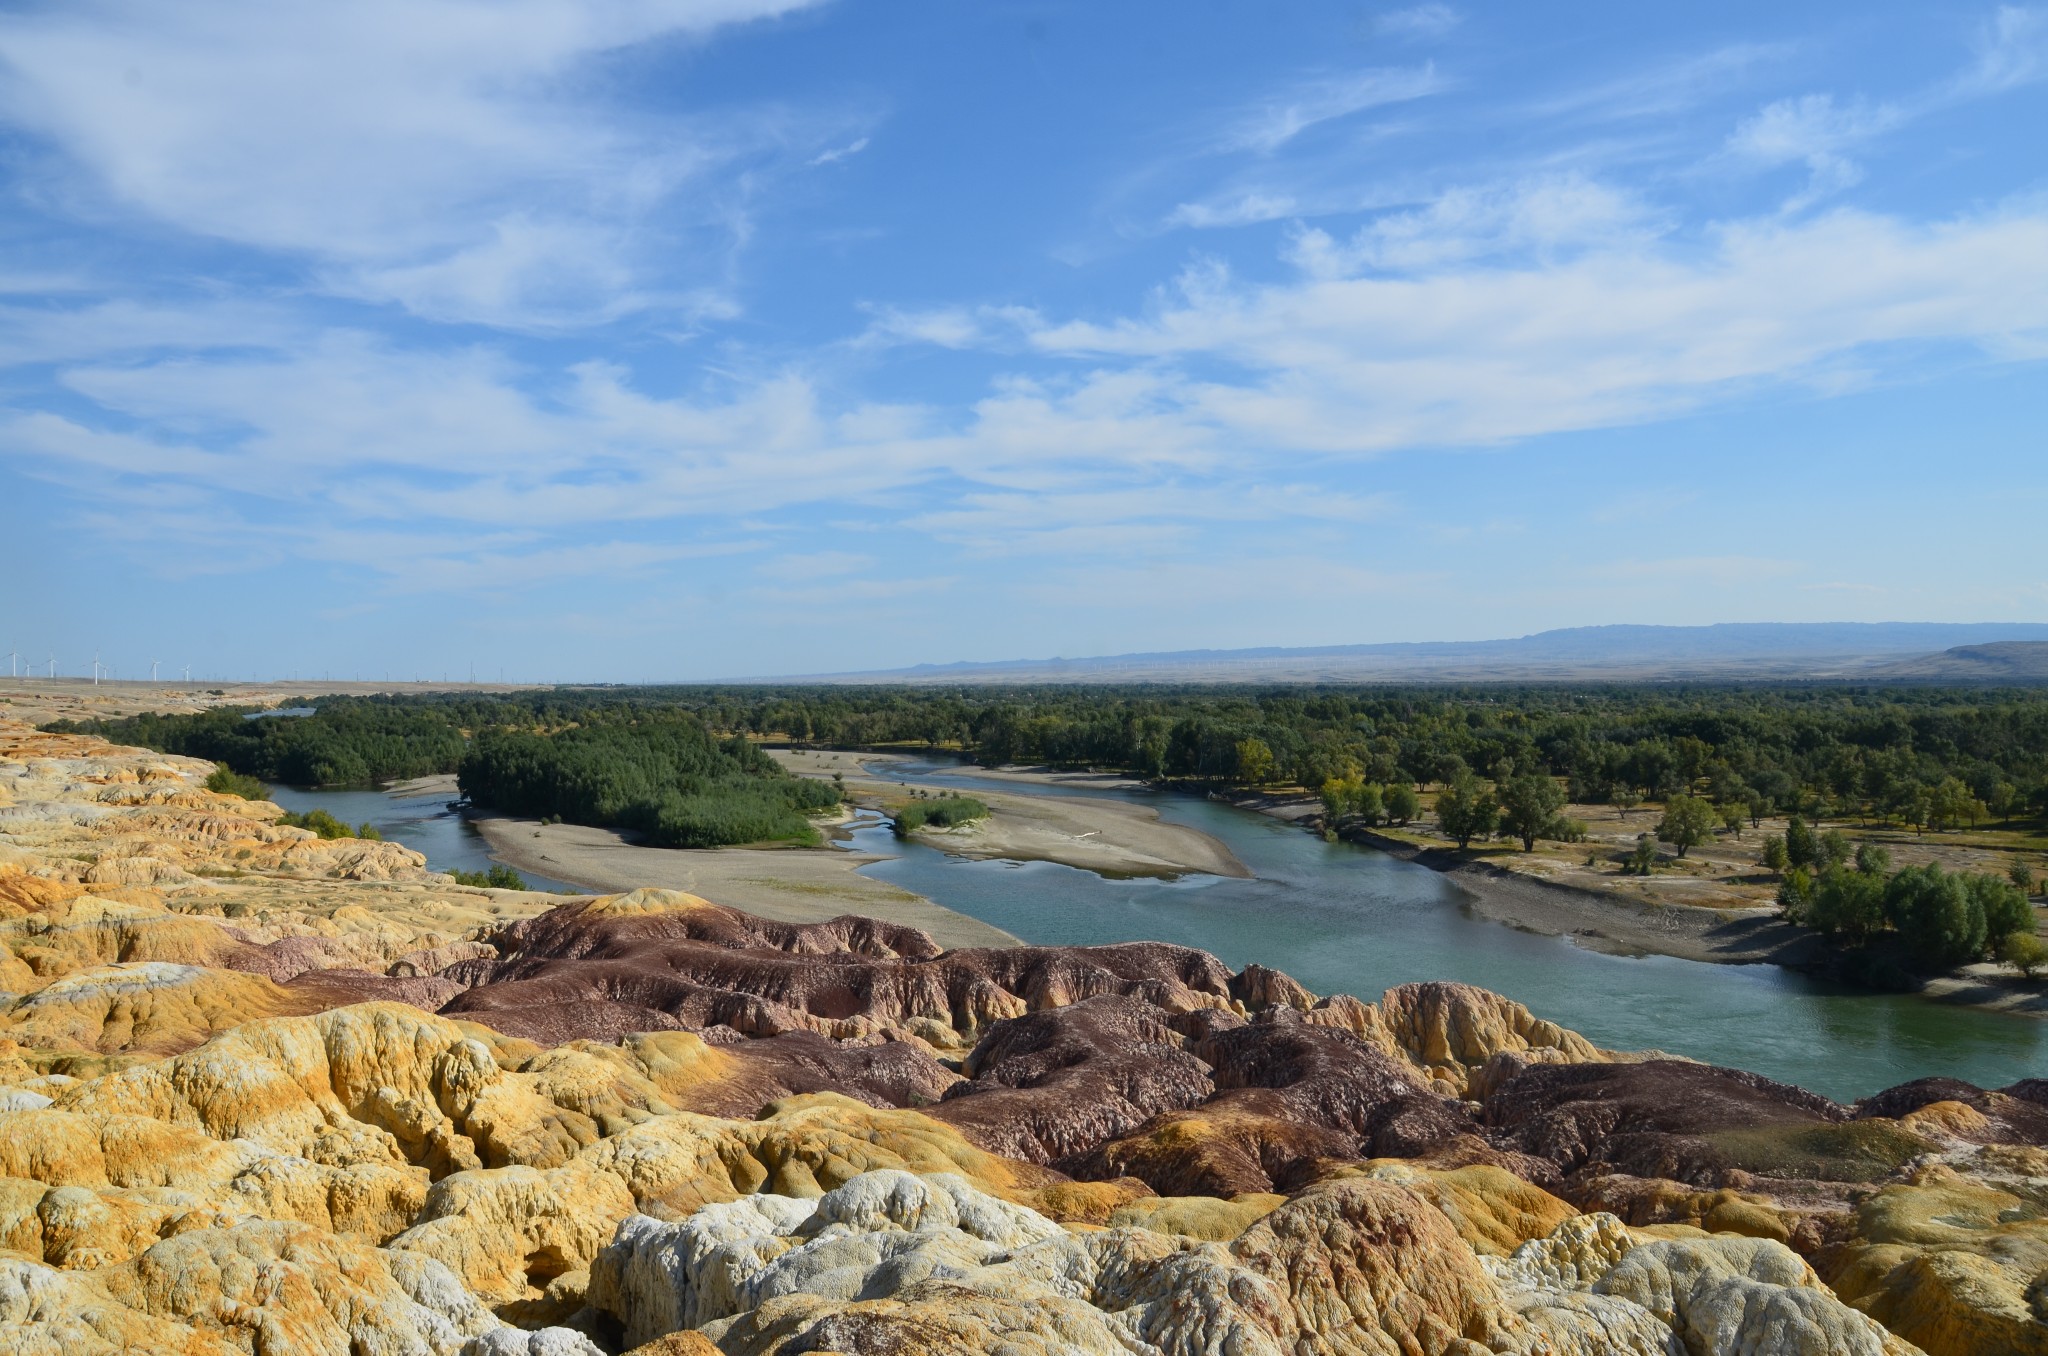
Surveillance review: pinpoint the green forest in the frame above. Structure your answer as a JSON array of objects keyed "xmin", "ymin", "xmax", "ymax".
[
  {"xmin": 640, "ymin": 681, "xmax": 2048, "ymax": 830},
  {"xmin": 49, "ymin": 696, "xmax": 841, "ymax": 848},
  {"xmin": 49, "ymin": 681, "xmax": 2048, "ymax": 852}
]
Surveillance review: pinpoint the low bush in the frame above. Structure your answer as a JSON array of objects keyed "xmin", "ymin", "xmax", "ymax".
[
  {"xmin": 893, "ymin": 795, "xmax": 990, "ymax": 837},
  {"xmin": 205, "ymin": 767, "xmax": 268, "ymax": 800}
]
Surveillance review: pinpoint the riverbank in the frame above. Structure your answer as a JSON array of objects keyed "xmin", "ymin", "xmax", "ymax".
[
  {"xmin": 771, "ymin": 749, "xmax": 1252, "ymax": 880},
  {"xmin": 1211, "ymin": 789, "xmax": 2048, "ymax": 1017},
  {"xmin": 1355, "ymin": 826, "xmax": 1829, "ymax": 967},
  {"xmin": 469, "ymin": 810, "xmax": 1020, "ymax": 950}
]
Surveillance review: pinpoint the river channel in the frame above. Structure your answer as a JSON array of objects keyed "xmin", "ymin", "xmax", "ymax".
[{"xmin": 278, "ymin": 762, "xmax": 2045, "ymax": 1102}]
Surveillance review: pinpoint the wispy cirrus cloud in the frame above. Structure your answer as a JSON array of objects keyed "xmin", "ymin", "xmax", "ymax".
[
  {"xmin": 1217, "ymin": 64, "xmax": 1444, "ymax": 154},
  {"xmin": 1372, "ymin": 5, "xmax": 1460, "ymax": 42},
  {"xmin": 0, "ymin": 0, "xmax": 840, "ymax": 329}
]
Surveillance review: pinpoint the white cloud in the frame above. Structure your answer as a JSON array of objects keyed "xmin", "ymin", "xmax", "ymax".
[
  {"xmin": 1958, "ymin": 4, "xmax": 2048, "ymax": 94},
  {"xmin": 14, "ymin": 189, "xmax": 2048, "ymax": 579},
  {"xmin": 1221, "ymin": 64, "xmax": 1442, "ymax": 154},
  {"xmin": 1029, "ymin": 199, "xmax": 2048, "ymax": 454},
  {"xmin": 809, "ymin": 136, "xmax": 870, "ymax": 166},
  {"xmin": 1286, "ymin": 174, "xmax": 1656, "ymax": 275},
  {"xmin": 1725, "ymin": 93, "xmax": 1903, "ymax": 209},
  {"xmin": 1726, "ymin": 94, "xmax": 1901, "ymax": 166},
  {"xmin": 1373, "ymin": 6, "xmax": 1460, "ymax": 42},
  {"xmin": 0, "ymin": 0, "xmax": 833, "ymax": 328},
  {"xmin": 1164, "ymin": 192, "xmax": 1304, "ymax": 230}
]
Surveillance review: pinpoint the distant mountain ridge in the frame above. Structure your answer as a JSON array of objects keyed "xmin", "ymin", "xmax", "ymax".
[
  {"xmin": 792, "ymin": 622, "xmax": 2048, "ymax": 683},
  {"xmin": 1868, "ymin": 641, "xmax": 2048, "ymax": 680}
]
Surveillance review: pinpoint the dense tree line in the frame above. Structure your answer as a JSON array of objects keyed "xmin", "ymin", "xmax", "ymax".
[
  {"xmin": 50, "ymin": 681, "xmax": 2048, "ymax": 849},
  {"xmin": 1780, "ymin": 847, "xmax": 2035, "ymax": 970},
  {"xmin": 50, "ymin": 702, "xmax": 465, "ymax": 786},
  {"xmin": 50, "ymin": 695, "xmax": 840, "ymax": 849},
  {"xmin": 457, "ymin": 714, "xmax": 840, "ymax": 848},
  {"xmin": 667, "ymin": 682, "xmax": 2048, "ymax": 831}
]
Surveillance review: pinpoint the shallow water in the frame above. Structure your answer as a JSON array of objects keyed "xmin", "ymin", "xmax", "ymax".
[
  {"xmin": 843, "ymin": 758, "xmax": 2048, "ymax": 1102},
  {"xmin": 262, "ymin": 782, "xmax": 584, "ymax": 894}
]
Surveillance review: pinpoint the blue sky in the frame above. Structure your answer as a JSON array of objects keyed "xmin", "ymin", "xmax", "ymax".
[{"xmin": 3, "ymin": 0, "xmax": 2046, "ymax": 682}]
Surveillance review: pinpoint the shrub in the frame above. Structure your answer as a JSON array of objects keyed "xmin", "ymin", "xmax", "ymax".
[
  {"xmin": 1761, "ymin": 835, "xmax": 1788, "ymax": 873},
  {"xmin": 893, "ymin": 795, "xmax": 990, "ymax": 838},
  {"xmin": 205, "ymin": 767, "xmax": 267, "ymax": 800},
  {"xmin": 279, "ymin": 808, "xmax": 359, "ymax": 840},
  {"xmin": 449, "ymin": 864, "xmax": 529, "ymax": 890},
  {"xmin": 1547, "ymin": 815, "xmax": 1588, "ymax": 843},
  {"xmin": 1777, "ymin": 866, "xmax": 1814, "ymax": 917},
  {"xmin": 2002, "ymin": 931, "xmax": 2048, "ymax": 979}
]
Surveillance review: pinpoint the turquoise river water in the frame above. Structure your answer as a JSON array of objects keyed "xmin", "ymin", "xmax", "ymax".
[{"xmin": 277, "ymin": 761, "xmax": 2046, "ymax": 1103}]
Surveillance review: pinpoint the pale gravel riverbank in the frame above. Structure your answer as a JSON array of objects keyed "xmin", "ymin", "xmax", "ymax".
[
  {"xmin": 470, "ymin": 810, "xmax": 1020, "ymax": 950},
  {"xmin": 772, "ymin": 749, "xmax": 1252, "ymax": 880}
]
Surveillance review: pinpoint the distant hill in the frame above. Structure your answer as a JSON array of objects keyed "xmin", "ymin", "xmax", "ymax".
[
  {"xmin": 1867, "ymin": 642, "xmax": 2048, "ymax": 681},
  {"xmin": 792, "ymin": 622, "xmax": 2048, "ymax": 683}
]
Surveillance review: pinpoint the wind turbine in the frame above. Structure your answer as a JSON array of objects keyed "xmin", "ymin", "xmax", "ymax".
[
  {"xmin": 182, "ymin": 665, "xmax": 191, "ymax": 682},
  {"xmin": 46, "ymin": 656, "xmax": 55, "ymax": 679},
  {"xmin": 93, "ymin": 652, "xmax": 101, "ymax": 686},
  {"xmin": 151, "ymin": 659, "xmax": 160, "ymax": 682}
]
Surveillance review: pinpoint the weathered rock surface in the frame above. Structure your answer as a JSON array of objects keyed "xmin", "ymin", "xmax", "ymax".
[
  {"xmin": 1, "ymin": 717, "xmax": 2039, "ymax": 1355},
  {"xmin": 588, "ymin": 1167, "xmax": 1922, "ymax": 1355}
]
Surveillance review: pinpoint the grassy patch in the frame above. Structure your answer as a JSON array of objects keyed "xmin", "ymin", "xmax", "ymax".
[
  {"xmin": 892, "ymin": 795, "xmax": 991, "ymax": 838},
  {"xmin": 1708, "ymin": 1121, "xmax": 1938, "ymax": 1183}
]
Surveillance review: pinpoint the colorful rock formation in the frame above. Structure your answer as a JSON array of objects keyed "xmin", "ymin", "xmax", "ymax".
[{"xmin": 2, "ymin": 717, "xmax": 2045, "ymax": 1355}]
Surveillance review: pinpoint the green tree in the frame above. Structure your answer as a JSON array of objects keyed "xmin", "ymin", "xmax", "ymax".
[
  {"xmin": 1628, "ymin": 835, "xmax": 1660, "ymax": 875},
  {"xmin": 1386, "ymin": 784, "xmax": 1421, "ymax": 826},
  {"xmin": 1784, "ymin": 816, "xmax": 1819, "ymax": 869},
  {"xmin": 1927, "ymin": 777, "xmax": 1988, "ymax": 832},
  {"xmin": 1717, "ymin": 801, "xmax": 1746, "ymax": 838},
  {"xmin": 1656, "ymin": 794, "xmax": 1718, "ymax": 858},
  {"xmin": 2011, "ymin": 859, "xmax": 2040, "ymax": 897},
  {"xmin": 1499, "ymin": 774, "xmax": 1567, "ymax": 852},
  {"xmin": 1805, "ymin": 866, "xmax": 1886, "ymax": 945},
  {"xmin": 1989, "ymin": 782, "xmax": 2017, "ymax": 826},
  {"xmin": 1355, "ymin": 782, "xmax": 1387, "ymax": 826},
  {"xmin": 1777, "ymin": 865, "xmax": 1814, "ymax": 917},
  {"xmin": 1435, "ymin": 774, "xmax": 1499, "ymax": 850},
  {"xmin": 1612, "ymin": 789, "xmax": 1642, "ymax": 819},
  {"xmin": 1234, "ymin": 738, "xmax": 1277, "ymax": 785},
  {"xmin": 1818, "ymin": 830, "xmax": 1851, "ymax": 871},
  {"xmin": 1856, "ymin": 843, "xmax": 1892, "ymax": 876},
  {"xmin": 1967, "ymin": 872, "xmax": 2035, "ymax": 944},
  {"xmin": 1761, "ymin": 835, "xmax": 1789, "ymax": 873},
  {"xmin": 1746, "ymin": 792, "xmax": 1769, "ymax": 830},
  {"xmin": 1884, "ymin": 864, "xmax": 1987, "ymax": 968},
  {"xmin": 2003, "ymin": 932, "xmax": 2048, "ymax": 979}
]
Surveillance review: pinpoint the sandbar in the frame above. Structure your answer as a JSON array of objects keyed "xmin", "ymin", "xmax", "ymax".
[
  {"xmin": 771, "ymin": 749, "xmax": 1252, "ymax": 880},
  {"xmin": 470, "ymin": 811, "xmax": 1019, "ymax": 950}
]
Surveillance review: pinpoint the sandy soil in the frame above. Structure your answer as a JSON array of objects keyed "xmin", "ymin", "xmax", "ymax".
[
  {"xmin": 772, "ymin": 749, "xmax": 1251, "ymax": 879},
  {"xmin": 386, "ymin": 774, "xmax": 460, "ymax": 800},
  {"xmin": 471, "ymin": 811, "xmax": 1019, "ymax": 950},
  {"xmin": 0, "ymin": 677, "xmax": 532, "ymax": 727}
]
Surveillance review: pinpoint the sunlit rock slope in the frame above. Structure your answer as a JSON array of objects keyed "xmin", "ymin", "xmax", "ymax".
[{"xmin": 2, "ymin": 717, "xmax": 2043, "ymax": 1355}]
